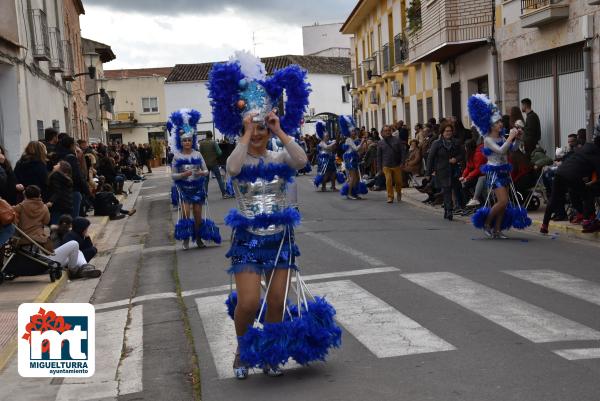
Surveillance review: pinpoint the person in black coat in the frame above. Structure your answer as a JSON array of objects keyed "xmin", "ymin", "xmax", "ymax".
[
  {"xmin": 55, "ymin": 136, "xmax": 91, "ymax": 218},
  {"xmin": 14, "ymin": 141, "xmax": 49, "ymax": 201},
  {"xmin": 427, "ymin": 121, "xmax": 466, "ymax": 220},
  {"xmin": 62, "ymin": 217, "xmax": 96, "ymax": 263},
  {"xmin": 0, "ymin": 145, "xmax": 22, "ymax": 205},
  {"xmin": 93, "ymin": 184, "xmax": 135, "ymax": 220},
  {"xmin": 48, "ymin": 161, "xmax": 74, "ymax": 224}
]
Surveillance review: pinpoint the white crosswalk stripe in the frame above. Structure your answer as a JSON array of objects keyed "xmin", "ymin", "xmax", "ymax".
[
  {"xmin": 308, "ymin": 280, "xmax": 456, "ymax": 358},
  {"xmin": 504, "ymin": 269, "xmax": 600, "ymax": 306},
  {"xmin": 54, "ymin": 306, "xmax": 143, "ymax": 401},
  {"xmin": 552, "ymin": 348, "xmax": 600, "ymax": 360},
  {"xmin": 402, "ymin": 272, "xmax": 600, "ymax": 343}
]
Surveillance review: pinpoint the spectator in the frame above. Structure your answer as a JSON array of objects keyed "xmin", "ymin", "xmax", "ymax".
[
  {"xmin": 453, "ymin": 119, "xmax": 468, "ymax": 145},
  {"xmin": 200, "ymin": 131, "xmax": 229, "ymax": 198},
  {"xmin": 427, "ymin": 121, "xmax": 465, "ymax": 220},
  {"xmin": 96, "ymin": 149, "xmax": 125, "ymax": 194},
  {"xmin": 460, "ymin": 134, "xmax": 487, "ymax": 207},
  {"xmin": 0, "ymin": 145, "xmax": 22, "ymax": 205},
  {"xmin": 50, "ymin": 214, "xmax": 72, "ymax": 250},
  {"xmin": 48, "ymin": 161, "xmax": 74, "ymax": 225},
  {"xmin": 563, "ymin": 133, "xmax": 579, "ymax": 157},
  {"xmin": 42, "ymin": 127, "xmax": 59, "ymax": 170},
  {"xmin": 541, "ymin": 133, "xmax": 600, "ymax": 233},
  {"xmin": 377, "ymin": 125, "xmax": 406, "ymax": 203},
  {"xmin": 62, "ymin": 217, "xmax": 97, "ymax": 263},
  {"xmin": 12, "ymin": 185, "xmax": 52, "ymax": 250},
  {"xmin": 14, "ymin": 141, "xmax": 49, "ymax": 201},
  {"xmin": 93, "ymin": 184, "xmax": 136, "ymax": 220},
  {"xmin": 55, "ymin": 135, "xmax": 90, "ymax": 218},
  {"xmin": 143, "ymin": 143, "xmax": 154, "ymax": 173},
  {"xmin": 402, "ymin": 139, "xmax": 422, "ymax": 178},
  {"xmin": 577, "ymin": 128, "xmax": 587, "ymax": 147},
  {"xmin": 521, "ymin": 98, "xmax": 542, "ymax": 155}
]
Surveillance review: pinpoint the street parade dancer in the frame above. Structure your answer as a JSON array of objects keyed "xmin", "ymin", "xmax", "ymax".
[
  {"xmin": 169, "ymin": 109, "xmax": 221, "ymax": 249},
  {"xmin": 469, "ymin": 94, "xmax": 531, "ymax": 238},
  {"xmin": 339, "ymin": 115, "xmax": 367, "ymax": 199},
  {"xmin": 313, "ymin": 120, "xmax": 342, "ymax": 192},
  {"xmin": 208, "ymin": 51, "xmax": 341, "ymax": 380}
]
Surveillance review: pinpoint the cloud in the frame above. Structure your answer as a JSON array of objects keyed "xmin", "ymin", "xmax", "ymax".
[{"xmin": 82, "ymin": 0, "xmax": 356, "ymax": 25}]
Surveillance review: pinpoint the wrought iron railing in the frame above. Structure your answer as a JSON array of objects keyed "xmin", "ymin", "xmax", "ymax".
[
  {"xmin": 521, "ymin": 0, "xmax": 552, "ymax": 14},
  {"xmin": 48, "ymin": 27, "xmax": 64, "ymax": 72},
  {"xmin": 28, "ymin": 8, "xmax": 50, "ymax": 61},
  {"xmin": 394, "ymin": 33, "xmax": 408, "ymax": 65},
  {"xmin": 382, "ymin": 44, "xmax": 390, "ymax": 72},
  {"xmin": 62, "ymin": 39, "xmax": 74, "ymax": 80}
]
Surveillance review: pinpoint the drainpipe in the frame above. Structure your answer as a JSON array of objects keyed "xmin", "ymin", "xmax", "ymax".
[
  {"xmin": 490, "ymin": 0, "xmax": 501, "ymax": 109},
  {"xmin": 583, "ymin": 39, "xmax": 594, "ymax": 142}
]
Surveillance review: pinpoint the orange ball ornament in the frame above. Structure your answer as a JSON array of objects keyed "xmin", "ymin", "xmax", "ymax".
[{"xmin": 236, "ymin": 99, "xmax": 246, "ymax": 110}]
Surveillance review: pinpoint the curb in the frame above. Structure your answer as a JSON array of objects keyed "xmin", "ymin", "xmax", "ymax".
[
  {"xmin": 0, "ymin": 216, "xmax": 109, "ymax": 373},
  {"xmin": 400, "ymin": 190, "xmax": 600, "ymax": 242}
]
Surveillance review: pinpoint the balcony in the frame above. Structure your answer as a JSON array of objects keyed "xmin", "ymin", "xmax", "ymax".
[
  {"xmin": 407, "ymin": 0, "xmax": 493, "ymax": 63},
  {"xmin": 62, "ymin": 40, "xmax": 74, "ymax": 81},
  {"xmin": 28, "ymin": 8, "xmax": 50, "ymax": 61},
  {"xmin": 394, "ymin": 33, "xmax": 408, "ymax": 66},
  {"xmin": 382, "ymin": 44, "xmax": 390, "ymax": 73},
  {"xmin": 520, "ymin": 0, "xmax": 569, "ymax": 29},
  {"xmin": 48, "ymin": 27, "xmax": 64, "ymax": 72}
]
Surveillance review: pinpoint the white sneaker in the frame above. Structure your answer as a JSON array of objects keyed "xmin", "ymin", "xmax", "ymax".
[
  {"xmin": 466, "ymin": 198, "xmax": 480, "ymax": 207},
  {"xmin": 182, "ymin": 239, "xmax": 190, "ymax": 250}
]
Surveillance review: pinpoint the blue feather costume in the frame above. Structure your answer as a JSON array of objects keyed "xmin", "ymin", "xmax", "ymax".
[{"xmin": 209, "ymin": 51, "xmax": 340, "ymax": 371}]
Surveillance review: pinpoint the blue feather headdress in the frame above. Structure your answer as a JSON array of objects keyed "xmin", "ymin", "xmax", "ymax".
[
  {"xmin": 167, "ymin": 108, "xmax": 201, "ymax": 152},
  {"xmin": 315, "ymin": 120, "xmax": 326, "ymax": 140},
  {"xmin": 207, "ymin": 50, "xmax": 311, "ymax": 139},
  {"xmin": 467, "ymin": 94, "xmax": 502, "ymax": 136},
  {"xmin": 339, "ymin": 115, "xmax": 356, "ymax": 137}
]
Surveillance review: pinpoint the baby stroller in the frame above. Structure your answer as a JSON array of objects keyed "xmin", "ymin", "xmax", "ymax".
[
  {"xmin": 0, "ymin": 225, "xmax": 63, "ymax": 285},
  {"xmin": 520, "ymin": 168, "xmax": 546, "ymax": 212}
]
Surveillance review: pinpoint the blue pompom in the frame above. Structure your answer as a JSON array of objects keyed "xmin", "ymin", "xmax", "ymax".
[
  {"xmin": 471, "ymin": 207, "xmax": 490, "ymax": 229},
  {"xmin": 336, "ymin": 172, "xmax": 346, "ymax": 184},
  {"xmin": 313, "ymin": 174, "xmax": 324, "ymax": 188},
  {"xmin": 358, "ymin": 181, "xmax": 368, "ymax": 195},
  {"xmin": 174, "ymin": 218, "xmax": 195, "ymax": 240},
  {"xmin": 340, "ymin": 183, "xmax": 349, "ymax": 196},
  {"xmin": 225, "ymin": 178, "xmax": 235, "ymax": 197},
  {"xmin": 509, "ymin": 206, "xmax": 532, "ymax": 229},
  {"xmin": 199, "ymin": 218, "xmax": 222, "ymax": 244}
]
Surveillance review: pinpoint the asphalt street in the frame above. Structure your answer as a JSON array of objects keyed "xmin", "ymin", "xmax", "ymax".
[{"xmin": 2, "ymin": 169, "xmax": 600, "ymax": 401}]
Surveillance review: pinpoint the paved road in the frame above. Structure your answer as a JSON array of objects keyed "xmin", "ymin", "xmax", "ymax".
[{"xmin": 2, "ymin": 169, "xmax": 600, "ymax": 401}]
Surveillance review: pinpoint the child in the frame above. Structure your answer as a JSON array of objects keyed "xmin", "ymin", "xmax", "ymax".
[
  {"xmin": 62, "ymin": 217, "xmax": 97, "ymax": 263},
  {"xmin": 50, "ymin": 214, "xmax": 73, "ymax": 250},
  {"xmin": 12, "ymin": 185, "xmax": 52, "ymax": 250},
  {"xmin": 93, "ymin": 184, "xmax": 136, "ymax": 220}
]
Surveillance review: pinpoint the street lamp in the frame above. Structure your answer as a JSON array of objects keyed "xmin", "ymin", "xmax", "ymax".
[
  {"xmin": 364, "ymin": 57, "xmax": 380, "ymax": 80},
  {"xmin": 73, "ymin": 52, "xmax": 99, "ymax": 79},
  {"xmin": 342, "ymin": 74, "xmax": 354, "ymax": 92}
]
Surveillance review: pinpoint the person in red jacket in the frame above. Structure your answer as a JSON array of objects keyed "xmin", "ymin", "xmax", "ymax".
[{"xmin": 460, "ymin": 136, "xmax": 487, "ymax": 207}]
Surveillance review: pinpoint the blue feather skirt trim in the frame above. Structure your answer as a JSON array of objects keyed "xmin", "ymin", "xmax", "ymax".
[
  {"xmin": 228, "ymin": 293, "xmax": 341, "ymax": 368},
  {"xmin": 224, "ymin": 207, "xmax": 301, "ymax": 231},
  {"xmin": 199, "ymin": 218, "xmax": 222, "ymax": 244},
  {"xmin": 340, "ymin": 181, "xmax": 368, "ymax": 197},
  {"xmin": 235, "ymin": 161, "xmax": 296, "ymax": 183},
  {"xmin": 471, "ymin": 205, "xmax": 532, "ymax": 231},
  {"xmin": 343, "ymin": 152, "xmax": 359, "ymax": 171},
  {"xmin": 174, "ymin": 179, "xmax": 207, "ymax": 204},
  {"xmin": 226, "ymin": 228, "xmax": 300, "ymax": 275}
]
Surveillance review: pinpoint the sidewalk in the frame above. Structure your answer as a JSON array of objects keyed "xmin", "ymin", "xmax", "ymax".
[
  {"xmin": 0, "ymin": 180, "xmax": 144, "ymax": 372},
  {"xmin": 400, "ymin": 186, "xmax": 600, "ymax": 242}
]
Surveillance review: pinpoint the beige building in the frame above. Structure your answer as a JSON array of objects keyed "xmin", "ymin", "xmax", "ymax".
[
  {"xmin": 342, "ymin": 0, "xmax": 441, "ymax": 132},
  {"xmin": 104, "ymin": 67, "xmax": 172, "ymax": 145}
]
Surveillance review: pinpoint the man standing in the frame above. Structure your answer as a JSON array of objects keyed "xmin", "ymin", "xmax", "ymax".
[
  {"xmin": 199, "ymin": 132, "xmax": 229, "ymax": 198},
  {"xmin": 377, "ymin": 125, "xmax": 406, "ymax": 203},
  {"xmin": 142, "ymin": 143, "xmax": 153, "ymax": 174},
  {"xmin": 521, "ymin": 98, "xmax": 541, "ymax": 155}
]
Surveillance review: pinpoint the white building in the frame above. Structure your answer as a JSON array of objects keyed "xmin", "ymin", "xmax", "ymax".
[
  {"xmin": 165, "ymin": 55, "xmax": 352, "ymax": 139},
  {"xmin": 303, "ymin": 22, "xmax": 352, "ymax": 58}
]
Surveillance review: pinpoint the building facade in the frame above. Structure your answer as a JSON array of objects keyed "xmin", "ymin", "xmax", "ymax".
[
  {"xmin": 104, "ymin": 68, "xmax": 173, "ymax": 145},
  {"xmin": 303, "ymin": 22, "xmax": 352, "ymax": 58},
  {"xmin": 82, "ymin": 38, "xmax": 115, "ymax": 144},
  {"xmin": 342, "ymin": 0, "xmax": 441, "ymax": 133},
  {"xmin": 164, "ymin": 55, "xmax": 352, "ymax": 139},
  {"xmin": 0, "ymin": 0, "xmax": 89, "ymax": 162}
]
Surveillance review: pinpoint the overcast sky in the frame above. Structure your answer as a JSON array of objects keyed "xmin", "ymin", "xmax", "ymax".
[{"xmin": 80, "ymin": 0, "xmax": 356, "ymax": 69}]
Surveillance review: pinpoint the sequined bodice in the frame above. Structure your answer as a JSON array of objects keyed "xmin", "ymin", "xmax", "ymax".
[{"xmin": 233, "ymin": 176, "xmax": 288, "ymax": 235}]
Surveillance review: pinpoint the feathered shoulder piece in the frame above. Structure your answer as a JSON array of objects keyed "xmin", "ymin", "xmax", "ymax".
[
  {"xmin": 467, "ymin": 94, "xmax": 501, "ymax": 136},
  {"xmin": 338, "ymin": 115, "xmax": 356, "ymax": 137},
  {"xmin": 207, "ymin": 50, "xmax": 311, "ymax": 139},
  {"xmin": 167, "ymin": 108, "xmax": 201, "ymax": 152}
]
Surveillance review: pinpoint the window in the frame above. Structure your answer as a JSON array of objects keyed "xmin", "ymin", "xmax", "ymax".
[
  {"xmin": 52, "ymin": 119, "xmax": 60, "ymax": 131},
  {"xmin": 141, "ymin": 97, "xmax": 159, "ymax": 113},
  {"xmin": 37, "ymin": 120, "xmax": 44, "ymax": 140}
]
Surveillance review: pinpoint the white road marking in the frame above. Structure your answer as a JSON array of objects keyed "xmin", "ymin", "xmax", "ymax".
[
  {"xmin": 141, "ymin": 192, "xmax": 170, "ymax": 200},
  {"xmin": 94, "ymin": 267, "xmax": 401, "ymax": 310},
  {"xmin": 553, "ymin": 348, "xmax": 600, "ymax": 360},
  {"xmin": 55, "ymin": 308, "xmax": 129, "ymax": 400},
  {"xmin": 308, "ymin": 280, "xmax": 456, "ymax": 358},
  {"xmin": 140, "ymin": 186, "xmax": 157, "ymax": 190},
  {"xmin": 303, "ymin": 232, "xmax": 386, "ymax": 267},
  {"xmin": 117, "ymin": 305, "xmax": 144, "ymax": 395},
  {"xmin": 402, "ymin": 272, "xmax": 600, "ymax": 343},
  {"xmin": 195, "ymin": 295, "xmax": 299, "ymax": 379},
  {"xmin": 504, "ymin": 270, "xmax": 600, "ymax": 306}
]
